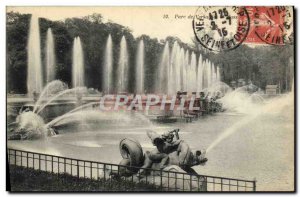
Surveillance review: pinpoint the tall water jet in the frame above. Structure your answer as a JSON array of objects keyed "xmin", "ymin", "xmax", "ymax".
[
  {"xmin": 117, "ymin": 36, "xmax": 129, "ymax": 92},
  {"xmin": 156, "ymin": 41, "xmax": 170, "ymax": 93},
  {"xmin": 183, "ymin": 50, "xmax": 190, "ymax": 92},
  {"xmin": 179, "ymin": 48, "xmax": 185, "ymax": 91},
  {"xmin": 202, "ymin": 59, "xmax": 209, "ymax": 89},
  {"xmin": 72, "ymin": 37, "xmax": 84, "ymax": 89},
  {"xmin": 197, "ymin": 54, "xmax": 203, "ymax": 92},
  {"xmin": 188, "ymin": 52, "xmax": 197, "ymax": 92},
  {"xmin": 207, "ymin": 60, "xmax": 212, "ymax": 88},
  {"xmin": 216, "ymin": 66, "xmax": 221, "ymax": 82},
  {"xmin": 45, "ymin": 28, "xmax": 56, "ymax": 83},
  {"xmin": 168, "ymin": 41, "xmax": 177, "ymax": 95},
  {"xmin": 27, "ymin": 15, "xmax": 43, "ymax": 94},
  {"xmin": 212, "ymin": 62, "xmax": 216, "ymax": 85},
  {"xmin": 103, "ymin": 34, "xmax": 113, "ymax": 93},
  {"xmin": 135, "ymin": 39, "xmax": 144, "ymax": 94},
  {"xmin": 174, "ymin": 46, "xmax": 181, "ymax": 92}
]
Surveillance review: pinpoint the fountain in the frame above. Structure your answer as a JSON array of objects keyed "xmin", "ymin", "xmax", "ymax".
[
  {"xmin": 27, "ymin": 15, "xmax": 43, "ymax": 95},
  {"xmin": 179, "ymin": 48, "xmax": 185, "ymax": 91},
  {"xmin": 184, "ymin": 50, "xmax": 189, "ymax": 92},
  {"xmin": 212, "ymin": 63, "xmax": 216, "ymax": 85},
  {"xmin": 153, "ymin": 40, "xmax": 220, "ymax": 95},
  {"xmin": 174, "ymin": 46, "xmax": 181, "ymax": 92},
  {"xmin": 117, "ymin": 36, "xmax": 129, "ymax": 92},
  {"xmin": 33, "ymin": 80, "xmax": 68, "ymax": 113},
  {"xmin": 197, "ymin": 54, "xmax": 203, "ymax": 92},
  {"xmin": 168, "ymin": 42, "xmax": 175, "ymax": 95},
  {"xmin": 135, "ymin": 39, "xmax": 144, "ymax": 94},
  {"xmin": 72, "ymin": 37, "xmax": 84, "ymax": 89},
  {"xmin": 187, "ymin": 52, "xmax": 197, "ymax": 93},
  {"xmin": 207, "ymin": 88, "xmax": 293, "ymax": 153},
  {"xmin": 45, "ymin": 28, "xmax": 56, "ymax": 83},
  {"xmin": 156, "ymin": 41, "xmax": 170, "ymax": 93},
  {"xmin": 192, "ymin": 52, "xmax": 197, "ymax": 92},
  {"xmin": 216, "ymin": 66, "xmax": 221, "ymax": 83},
  {"xmin": 103, "ymin": 34, "xmax": 113, "ymax": 93}
]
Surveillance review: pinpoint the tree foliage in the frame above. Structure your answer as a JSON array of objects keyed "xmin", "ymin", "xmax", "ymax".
[{"xmin": 6, "ymin": 12, "xmax": 294, "ymax": 94}]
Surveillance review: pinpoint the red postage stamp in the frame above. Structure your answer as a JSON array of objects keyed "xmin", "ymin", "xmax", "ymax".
[{"xmin": 244, "ymin": 6, "xmax": 293, "ymax": 45}]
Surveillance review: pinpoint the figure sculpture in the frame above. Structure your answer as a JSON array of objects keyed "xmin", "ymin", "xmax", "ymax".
[{"xmin": 118, "ymin": 129, "xmax": 208, "ymax": 177}]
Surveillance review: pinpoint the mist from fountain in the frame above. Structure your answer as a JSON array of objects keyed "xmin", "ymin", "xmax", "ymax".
[
  {"xmin": 45, "ymin": 109, "xmax": 152, "ymax": 129},
  {"xmin": 117, "ymin": 36, "xmax": 129, "ymax": 92},
  {"xmin": 45, "ymin": 28, "xmax": 56, "ymax": 83},
  {"xmin": 27, "ymin": 15, "xmax": 43, "ymax": 94},
  {"xmin": 135, "ymin": 39, "xmax": 144, "ymax": 93},
  {"xmin": 72, "ymin": 37, "xmax": 84, "ymax": 89},
  {"xmin": 206, "ymin": 88, "xmax": 293, "ymax": 153},
  {"xmin": 66, "ymin": 101, "xmax": 99, "ymax": 114}
]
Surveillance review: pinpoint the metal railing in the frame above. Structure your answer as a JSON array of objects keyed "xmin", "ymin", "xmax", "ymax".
[{"xmin": 7, "ymin": 148, "xmax": 256, "ymax": 192}]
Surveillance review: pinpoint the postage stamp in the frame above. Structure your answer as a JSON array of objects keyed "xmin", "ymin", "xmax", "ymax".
[{"xmin": 247, "ymin": 6, "xmax": 294, "ymax": 45}]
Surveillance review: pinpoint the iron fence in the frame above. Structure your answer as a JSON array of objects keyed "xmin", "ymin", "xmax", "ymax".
[{"xmin": 7, "ymin": 148, "xmax": 256, "ymax": 192}]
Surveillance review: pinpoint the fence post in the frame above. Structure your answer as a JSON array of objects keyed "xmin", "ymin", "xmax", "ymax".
[
  {"xmin": 77, "ymin": 160, "xmax": 79, "ymax": 179},
  {"xmin": 64, "ymin": 158, "xmax": 66, "ymax": 173},
  {"xmin": 253, "ymin": 178, "xmax": 256, "ymax": 191},
  {"xmin": 51, "ymin": 156, "xmax": 53, "ymax": 173},
  {"xmin": 167, "ymin": 171, "xmax": 169, "ymax": 191},
  {"xmin": 39, "ymin": 154, "xmax": 41, "ymax": 171},
  {"xmin": 221, "ymin": 178, "xmax": 223, "ymax": 191},
  {"xmin": 103, "ymin": 164, "xmax": 106, "ymax": 181},
  {"xmin": 45, "ymin": 156, "xmax": 47, "ymax": 171},
  {"xmin": 97, "ymin": 163, "xmax": 99, "ymax": 180},
  {"xmin": 160, "ymin": 170, "xmax": 163, "ymax": 191},
  {"xmin": 175, "ymin": 172, "xmax": 177, "ymax": 191},
  {"xmin": 190, "ymin": 175, "xmax": 192, "ymax": 191},
  {"xmin": 33, "ymin": 153, "xmax": 35, "ymax": 169},
  {"xmin": 58, "ymin": 158, "xmax": 60, "ymax": 174},
  {"xmin": 83, "ymin": 161, "xmax": 85, "ymax": 178},
  {"xmin": 71, "ymin": 160, "xmax": 73, "ymax": 175},
  {"xmin": 90, "ymin": 162, "xmax": 92, "ymax": 179},
  {"xmin": 14, "ymin": 150, "xmax": 16, "ymax": 165},
  {"xmin": 26, "ymin": 152, "xmax": 28, "ymax": 168}
]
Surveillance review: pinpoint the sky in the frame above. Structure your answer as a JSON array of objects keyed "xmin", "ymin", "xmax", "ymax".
[{"xmin": 7, "ymin": 6, "xmax": 198, "ymax": 44}]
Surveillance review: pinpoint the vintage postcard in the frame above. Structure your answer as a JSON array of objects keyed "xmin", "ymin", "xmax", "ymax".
[{"xmin": 6, "ymin": 6, "xmax": 294, "ymax": 192}]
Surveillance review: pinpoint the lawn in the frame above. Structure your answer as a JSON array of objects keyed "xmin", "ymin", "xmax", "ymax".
[{"xmin": 8, "ymin": 165, "xmax": 160, "ymax": 192}]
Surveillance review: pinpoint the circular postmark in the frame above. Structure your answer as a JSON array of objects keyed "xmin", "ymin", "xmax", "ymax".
[
  {"xmin": 252, "ymin": 6, "xmax": 293, "ymax": 45},
  {"xmin": 193, "ymin": 6, "xmax": 250, "ymax": 52}
]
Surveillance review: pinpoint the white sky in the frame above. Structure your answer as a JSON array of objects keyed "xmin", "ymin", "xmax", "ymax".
[{"xmin": 7, "ymin": 6, "xmax": 198, "ymax": 44}]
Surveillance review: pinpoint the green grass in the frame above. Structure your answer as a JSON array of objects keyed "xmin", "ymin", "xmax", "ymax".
[{"xmin": 8, "ymin": 165, "xmax": 160, "ymax": 192}]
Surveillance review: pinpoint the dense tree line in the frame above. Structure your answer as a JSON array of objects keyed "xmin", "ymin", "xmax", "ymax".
[
  {"xmin": 6, "ymin": 12, "xmax": 294, "ymax": 94},
  {"xmin": 192, "ymin": 38, "xmax": 294, "ymax": 92}
]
